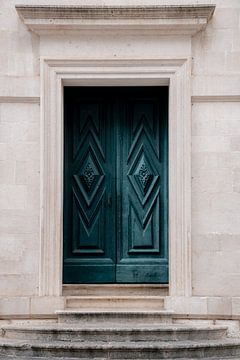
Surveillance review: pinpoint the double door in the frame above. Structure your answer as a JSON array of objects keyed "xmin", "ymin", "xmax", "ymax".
[{"xmin": 63, "ymin": 87, "xmax": 168, "ymax": 283}]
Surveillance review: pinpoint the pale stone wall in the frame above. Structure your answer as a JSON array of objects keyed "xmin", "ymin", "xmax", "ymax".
[
  {"xmin": 0, "ymin": 1, "xmax": 40, "ymax": 299},
  {"xmin": 0, "ymin": 102, "xmax": 40, "ymax": 296},
  {"xmin": 0, "ymin": 0, "xmax": 240, "ymax": 316},
  {"xmin": 191, "ymin": 2, "xmax": 240, "ymax": 298}
]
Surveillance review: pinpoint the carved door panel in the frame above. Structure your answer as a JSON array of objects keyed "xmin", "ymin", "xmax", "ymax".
[
  {"xmin": 116, "ymin": 88, "xmax": 168, "ymax": 283},
  {"xmin": 63, "ymin": 89, "xmax": 116, "ymax": 283},
  {"xmin": 63, "ymin": 87, "xmax": 168, "ymax": 284}
]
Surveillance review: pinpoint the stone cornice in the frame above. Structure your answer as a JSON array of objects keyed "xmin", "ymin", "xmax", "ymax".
[{"xmin": 16, "ymin": 4, "xmax": 215, "ymax": 35}]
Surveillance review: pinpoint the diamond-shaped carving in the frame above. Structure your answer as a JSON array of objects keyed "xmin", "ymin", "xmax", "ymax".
[
  {"xmin": 135, "ymin": 158, "xmax": 153, "ymax": 194},
  {"xmin": 74, "ymin": 149, "xmax": 104, "ymax": 207},
  {"xmin": 128, "ymin": 151, "xmax": 159, "ymax": 206},
  {"xmin": 81, "ymin": 160, "xmax": 97, "ymax": 190}
]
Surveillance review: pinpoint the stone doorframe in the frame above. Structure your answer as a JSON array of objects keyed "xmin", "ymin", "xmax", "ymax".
[
  {"xmin": 15, "ymin": 4, "xmax": 215, "ymax": 300},
  {"xmin": 39, "ymin": 58, "xmax": 191, "ymax": 298}
]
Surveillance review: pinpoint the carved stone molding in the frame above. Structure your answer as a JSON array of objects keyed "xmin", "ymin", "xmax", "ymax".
[
  {"xmin": 39, "ymin": 58, "xmax": 191, "ymax": 297},
  {"xmin": 192, "ymin": 95, "xmax": 240, "ymax": 103},
  {"xmin": 0, "ymin": 96, "xmax": 40, "ymax": 104},
  {"xmin": 16, "ymin": 5, "xmax": 215, "ymax": 35}
]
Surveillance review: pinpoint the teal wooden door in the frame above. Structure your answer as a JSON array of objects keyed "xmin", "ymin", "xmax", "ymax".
[{"xmin": 63, "ymin": 87, "xmax": 168, "ymax": 283}]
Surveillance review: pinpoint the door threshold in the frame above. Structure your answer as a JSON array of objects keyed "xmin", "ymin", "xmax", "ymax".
[{"xmin": 62, "ymin": 284, "xmax": 169, "ymax": 297}]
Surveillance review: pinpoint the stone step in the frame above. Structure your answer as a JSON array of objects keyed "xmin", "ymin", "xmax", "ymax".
[
  {"xmin": 1, "ymin": 324, "xmax": 227, "ymax": 342},
  {"xmin": 65, "ymin": 295, "xmax": 165, "ymax": 310},
  {"xmin": 56, "ymin": 310, "xmax": 173, "ymax": 324},
  {"xmin": 5, "ymin": 358, "xmax": 240, "ymax": 360},
  {"xmin": 62, "ymin": 284, "xmax": 169, "ymax": 297},
  {"xmin": 2, "ymin": 357, "xmax": 240, "ymax": 360},
  {"xmin": 1, "ymin": 338, "xmax": 240, "ymax": 359}
]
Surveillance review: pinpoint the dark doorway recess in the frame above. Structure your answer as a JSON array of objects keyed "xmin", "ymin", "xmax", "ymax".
[{"xmin": 63, "ymin": 87, "xmax": 168, "ymax": 283}]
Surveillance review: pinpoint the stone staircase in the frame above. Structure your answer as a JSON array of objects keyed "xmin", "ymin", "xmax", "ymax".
[{"xmin": 0, "ymin": 289, "xmax": 240, "ymax": 359}]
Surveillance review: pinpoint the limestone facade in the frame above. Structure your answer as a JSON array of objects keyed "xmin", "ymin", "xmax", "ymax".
[{"xmin": 0, "ymin": 0, "xmax": 240, "ymax": 319}]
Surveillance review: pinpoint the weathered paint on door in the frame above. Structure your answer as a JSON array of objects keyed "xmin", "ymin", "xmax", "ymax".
[{"xmin": 63, "ymin": 87, "xmax": 168, "ymax": 283}]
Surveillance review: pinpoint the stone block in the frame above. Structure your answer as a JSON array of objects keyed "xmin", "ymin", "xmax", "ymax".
[
  {"xmin": 0, "ymin": 233, "xmax": 39, "ymax": 277},
  {"xmin": 0, "ymin": 161, "xmax": 14, "ymax": 184},
  {"xmin": 0, "ymin": 236, "xmax": 38, "ymax": 276},
  {"xmin": 26, "ymin": 122, "xmax": 39, "ymax": 142},
  {"xmin": 206, "ymin": 103, "xmax": 240, "ymax": 119},
  {"xmin": 0, "ymin": 30, "xmax": 39, "ymax": 77},
  {"xmin": 225, "ymin": 52, "xmax": 240, "ymax": 73},
  {"xmin": 192, "ymin": 151, "xmax": 240, "ymax": 172},
  {"xmin": 0, "ymin": 233, "xmax": 37, "ymax": 260},
  {"xmin": 165, "ymin": 296, "xmax": 207, "ymax": 315},
  {"xmin": 15, "ymin": 160, "xmax": 40, "ymax": 185},
  {"xmin": 0, "ymin": 76, "xmax": 39, "ymax": 98},
  {"xmin": 214, "ymin": 2, "xmax": 240, "ymax": 9},
  {"xmin": 30, "ymin": 297, "xmax": 65, "ymax": 315},
  {"xmin": 210, "ymin": 8, "xmax": 239, "ymax": 29},
  {"xmin": 0, "ymin": 211, "xmax": 39, "ymax": 234},
  {"xmin": 215, "ymin": 116, "xmax": 240, "ymax": 136},
  {"xmin": 8, "ymin": 143, "xmax": 39, "ymax": 161},
  {"xmin": 193, "ymin": 233, "xmax": 240, "ymax": 254},
  {"xmin": 193, "ymin": 250, "xmax": 240, "ymax": 275},
  {"xmin": 26, "ymin": 184, "xmax": 40, "ymax": 215},
  {"xmin": 233, "ymin": 169, "xmax": 240, "ymax": 193},
  {"xmin": 8, "ymin": 122, "xmax": 39, "ymax": 143},
  {"xmin": 193, "ymin": 273, "xmax": 240, "ymax": 297},
  {"xmin": 0, "ymin": 3, "xmax": 21, "ymax": 32},
  {"xmin": 0, "ymin": 274, "xmax": 38, "ymax": 296},
  {"xmin": 230, "ymin": 137, "xmax": 240, "ymax": 151},
  {"xmin": 0, "ymin": 297, "xmax": 30, "ymax": 316},
  {"xmin": 0, "ymin": 234, "xmax": 17, "ymax": 258},
  {"xmin": 210, "ymin": 193, "xmax": 240, "ymax": 212},
  {"xmin": 219, "ymin": 234, "xmax": 240, "ymax": 251},
  {"xmin": 232, "ymin": 298, "xmax": 240, "ymax": 315},
  {"xmin": 192, "ymin": 51, "xmax": 226, "ymax": 76},
  {"xmin": 192, "ymin": 75, "xmax": 240, "ymax": 97},
  {"xmin": 229, "ymin": 152, "xmax": 240, "ymax": 168},
  {"xmin": 202, "ymin": 30, "xmax": 233, "ymax": 52},
  {"xmin": 192, "ymin": 103, "xmax": 240, "ymax": 133},
  {"xmin": 192, "ymin": 209, "xmax": 240, "ymax": 234},
  {"xmin": 216, "ymin": 119, "xmax": 240, "ymax": 136},
  {"xmin": 0, "ymin": 184, "xmax": 27, "ymax": 209},
  {"xmin": 0, "ymin": 144, "xmax": 7, "ymax": 160},
  {"xmin": 1, "ymin": 103, "xmax": 40, "ymax": 123},
  {"xmin": 207, "ymin": 297, "xmax": 232, "ymax": 315},
  {"xmin": 232, "ymin": 30, "xmax": 240, "ymax": 51},
  {"xmin": 191, "ymin": 191, "xmax": 212, "ymax": 213},
  {"xmin": 188, "ymin": 297, "xmax": 208, "ymax": 315},
  {"xmin": 0, "ymin": 123, "xmax": 11, "ymax": 142},
  {"xmin": 192, "ymin": 152, "xmax": 234, "ymax": 172},
  {"xmin": 192, "ymin": 105, "xmax": 215, "ymax": 136},
  {"xmin": 164, "ymin": 296, "xmax": 189, "ymax": 314},
  {"xmin": 192, "ymin": 234, "xmax": 221, "ymax": 252},
  {"xmin": 192, "ymin": 135, "xmax": 230, "ymax": 153},
  {"xmin": 192, "ymin": 168, "xmax": 233, "ymax": 194},
  {"xmin": 0, "ymin": 258, "xmax": 38, "ymax": 277}
]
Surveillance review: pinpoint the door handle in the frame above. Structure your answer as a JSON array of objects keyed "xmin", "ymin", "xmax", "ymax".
[{"xmin": 107, "ymin": 194, "xmax": 112, "ymax": 208}]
